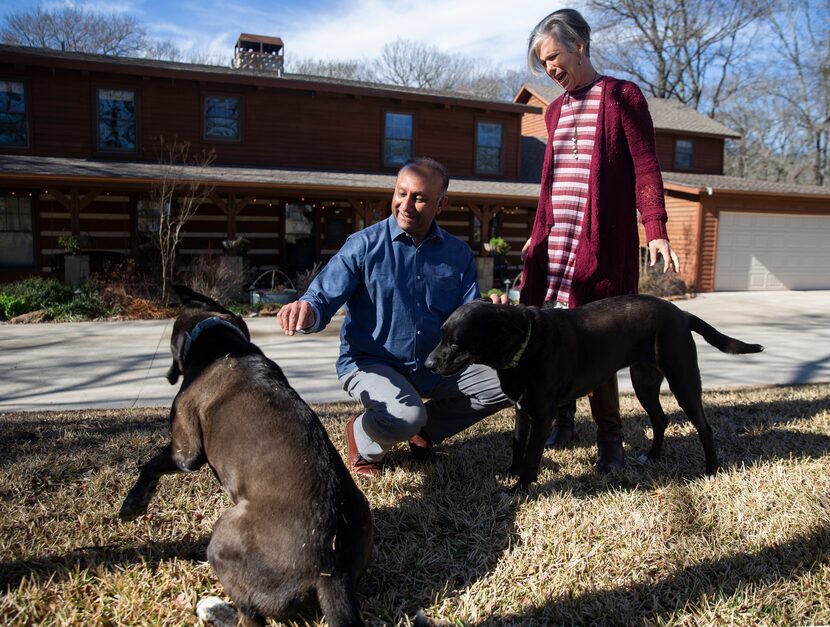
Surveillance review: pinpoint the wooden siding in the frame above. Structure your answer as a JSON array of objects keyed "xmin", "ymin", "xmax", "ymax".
[
  {"xmin": 1, "ymin": 62, "xmax": 523, "ymax": 179},
  {"xmin": 520, "ymin": 94, "xmax": 547, "ymax": 137},
  {"xmin": 655, "ymin": 133, "xmax": 726, "ymax": 175}
]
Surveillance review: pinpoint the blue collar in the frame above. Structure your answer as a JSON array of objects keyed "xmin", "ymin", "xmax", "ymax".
[
  {"xmin": 388, "ymin": 214, "xmax": 443, "ymax": 243},
  {"xmin": 180, "ymin": 316, "xmax": 248, "ymax": 362}
]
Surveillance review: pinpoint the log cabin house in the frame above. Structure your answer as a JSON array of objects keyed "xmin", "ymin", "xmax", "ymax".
[{"xmin": 2, "ymin": 38, "xmax": 828, "ymax": 292}]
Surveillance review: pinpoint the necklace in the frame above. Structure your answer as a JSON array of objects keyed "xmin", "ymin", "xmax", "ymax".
[{"xmin": 567, "ymin": 72, "xmax": 602, "ymax": 160}]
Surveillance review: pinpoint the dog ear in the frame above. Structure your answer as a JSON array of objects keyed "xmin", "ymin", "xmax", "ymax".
[
  {"xmin": 173, "ymin": 284, "xmax": 229, "ymax": 313},
  {"xmin": 166, "ymin": 330, "xmax": 189, "ymax": 385}
]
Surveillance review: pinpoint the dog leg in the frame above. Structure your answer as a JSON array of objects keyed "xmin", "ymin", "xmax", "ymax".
[
  {"xmin": 509, "ymin": 406, "xmax": 531, "ymax": 476},
  {"xmin": 630, "ymin": 363, "xmax": 668, "ymax": 464},
  {"xmin": 316, "ymin": 573, "xmax": 365, "ymax": 627},
  {"xmin": 515, "ymin": 406, "xmax": 555, "ymax": 491},
  {"xmin": 659, "ymin": 345, "xmax": 719, "ymax": 476},
  {"xmin": 119, "ymin": 444, "xmax": 183, "ymax": 521}
]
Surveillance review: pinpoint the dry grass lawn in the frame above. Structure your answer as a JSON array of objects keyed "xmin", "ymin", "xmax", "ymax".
[{"xmin": 1, "ymin": 384, "xmax": 829, "ymax": 625}]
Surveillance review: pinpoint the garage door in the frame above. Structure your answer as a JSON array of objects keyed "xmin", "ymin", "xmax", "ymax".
[{"xmin": 715, "ymin": 212, "xmax": 830, "ymax": 290}]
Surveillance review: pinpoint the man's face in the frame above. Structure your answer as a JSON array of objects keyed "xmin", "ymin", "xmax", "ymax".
[{"xmin": 391, "ymin": 165, "xmax": 448, "ymax": 243}]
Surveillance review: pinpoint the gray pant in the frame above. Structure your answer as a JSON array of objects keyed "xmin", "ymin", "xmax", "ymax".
[{"xmin": 340, "ymin": 362, "xmax": 512, "ymax": 462}]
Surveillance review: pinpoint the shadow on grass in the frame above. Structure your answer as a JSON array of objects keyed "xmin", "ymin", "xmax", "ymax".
[
  {"xmin": 484, "ymin": 523, "xmax": 830, "ymax": 625},
  {"xmin": 0, "ymin": 536, "xmax": 209, "ymax": 591}
]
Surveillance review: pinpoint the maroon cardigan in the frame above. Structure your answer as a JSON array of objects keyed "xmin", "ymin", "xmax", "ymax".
[{"xmin": 520, "ymin": 76, "xmax": 669, "ymax": 308}]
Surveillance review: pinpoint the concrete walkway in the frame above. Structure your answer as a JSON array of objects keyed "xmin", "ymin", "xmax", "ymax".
[{"xmin": 1, "ymin": 291, "xmax": 829, "ymax": 412}]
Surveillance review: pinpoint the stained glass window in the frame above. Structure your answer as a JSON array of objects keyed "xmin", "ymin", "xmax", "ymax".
[
  {"xmin": 204, "ymin": 96, "xmax": 241, "ymax": 140},
  {"xmin": 0, "ymin": 81, "xmax": 27, "ymax": 147},
  {"xmin": 97, "ymin": 89, "xmax": 136, "ymax": 151}
]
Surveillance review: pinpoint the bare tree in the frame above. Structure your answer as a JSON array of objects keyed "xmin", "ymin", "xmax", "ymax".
[
  {"xmin": 286, "ymin": 57, "xmax": 377, "ymax": 82},
  {"xmin": 587, "ymin": 0, "xmax": 768, "ymax": 115},
  {"xmin": 374, "ymin": 39, "xmax": 469, "ymax": 90},
  {"xmin": 0, "ymin": 4, "xmax": 187, "ymax": 61},
  {"xmin": 150, "ymin": 137, "xmax": 217, "ymax": 304},
  {"xmin": 764, "ymin": 0, "xmax": 830, "ymax": 186}
]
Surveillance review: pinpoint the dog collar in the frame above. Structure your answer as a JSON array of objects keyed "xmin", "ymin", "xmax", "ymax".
[
  {"xmin": 504, "ymin": 320, "xmax": 532, "ymax": 369},
  {"xmin": 180, "ymin": 316, "xmax": 247, "ymax": 362}
]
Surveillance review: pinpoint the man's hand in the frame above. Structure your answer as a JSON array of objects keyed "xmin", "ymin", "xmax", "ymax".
[{"xmin": 277, "ymin": 300, "xmax": 316, "ymax": 336}]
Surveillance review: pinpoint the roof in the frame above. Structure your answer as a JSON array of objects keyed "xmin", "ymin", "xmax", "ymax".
[
  {"xmin": 236, "ymin": 34, "xmax": 284, "ymax": 47},
  {"xmin": 0, "ymin": 155, "xmax": 542, "ymax": 201},
  {"xmin": 662, "ymin": 172, "xmax": 830, "ymax": 199},
  {"xmin": 513, "ymin": 138, "xmax": 830, "ymax": 200},
  {"xmin": 515, "ymin": 83, "xmax": 741, "ymax": 139},
  {"xmin": 0, "ymin": 44, "xmax": 534, "ymax": 114}
]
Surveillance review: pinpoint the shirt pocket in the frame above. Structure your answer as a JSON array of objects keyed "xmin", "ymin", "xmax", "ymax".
[{"xmin": 425, "ymin": 272, "xmax": 461, "ymax": 318}]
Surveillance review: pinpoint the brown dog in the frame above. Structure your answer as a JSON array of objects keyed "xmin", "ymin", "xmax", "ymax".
[
  {"xmin": 425, "ymin": 295, "xmax": 763, "ymax": 490},
  {"xmin": 119, "ymin": 285, "xmax": 372, "ymax": 626}
]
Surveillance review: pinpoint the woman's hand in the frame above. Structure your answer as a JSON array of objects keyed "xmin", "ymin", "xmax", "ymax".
[
  {"xmin": 648, "ymin": 239, "xmax": 681, "ymax": 273},
  {"xmin": 521, "ymin": 237, "xmax": 532, "ymax": 262}
]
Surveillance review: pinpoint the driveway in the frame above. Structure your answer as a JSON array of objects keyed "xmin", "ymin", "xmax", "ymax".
[{"xmin": 1, "ymin": 291, "xmax": 829, "ymax": 412}]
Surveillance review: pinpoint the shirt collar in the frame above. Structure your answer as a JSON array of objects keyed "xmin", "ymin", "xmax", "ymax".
[{"xmin": 388, "ymin": 214, "xmax": 444, "ymax": 243}]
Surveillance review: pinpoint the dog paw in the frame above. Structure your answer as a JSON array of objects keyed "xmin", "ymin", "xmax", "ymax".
[
  {"xmin": 118, "ymin": 497, "xmax": 148, "ymax": 522},
  {"xmin": 196, "ymin": 596, "xmax": 238, "ymax": 627}
]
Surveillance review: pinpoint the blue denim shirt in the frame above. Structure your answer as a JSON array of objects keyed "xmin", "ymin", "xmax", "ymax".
[{"xmin": 301, "ymin": 215, "xmax": 479, "ymax": 391}]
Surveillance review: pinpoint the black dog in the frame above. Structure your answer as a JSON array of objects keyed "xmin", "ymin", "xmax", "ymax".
[
  {"xmin": 425, "ymin": 295, "xmax": 763, "ymax": 490},
  {"xmin": 119, "ymin": 285, "xmax": 372, "ymax": 627}
]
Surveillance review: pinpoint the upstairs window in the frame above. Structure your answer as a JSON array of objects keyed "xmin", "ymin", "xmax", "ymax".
[
  {"xmin": 204, "ymin": 95, "xmax": 241, "ymax": 140},
  {"xmin": 97, "ymin": 88, "xmax": 136, "ymax": 152},
  {"xmin": 0, "ymin": 81, "xmax": 28, "ymax": 148},
  {"xmin": 476, "ymin": 121, "xmax": 503, "ymax": 174},
  {"xmin": 384, "ymin": 112, "xmax": 413, "ymax": 167},
  {"xmin": 0, "ymin": 194, "xmax": 33, "ymax": 267},
  {"xmin": 674, "ymin": 138, "xmax": 694, "ymax": 170}
]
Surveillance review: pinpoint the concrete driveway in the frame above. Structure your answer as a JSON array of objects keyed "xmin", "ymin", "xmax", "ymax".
[{"xmin": 1, "ymin": 291, "xmax": 829, "ymax": 412}]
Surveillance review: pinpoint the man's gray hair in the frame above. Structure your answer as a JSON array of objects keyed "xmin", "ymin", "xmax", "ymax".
[
  {"xmin": 401, "ymin": 157, "xmax": 450, "ymax": 197},
  {"xmin": 527, "ymin": 9, "xmax": 591, "ymax": 76}
]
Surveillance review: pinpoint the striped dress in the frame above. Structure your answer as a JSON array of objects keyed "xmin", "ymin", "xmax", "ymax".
[{"xmin": 545, "ymin": 78, "xmax": 603, "ymax": 306}]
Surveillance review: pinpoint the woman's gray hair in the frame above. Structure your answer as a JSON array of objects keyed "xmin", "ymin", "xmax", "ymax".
[{"xmin": 527, "ymin": 9, "xmax": 591, "ymax": 75}]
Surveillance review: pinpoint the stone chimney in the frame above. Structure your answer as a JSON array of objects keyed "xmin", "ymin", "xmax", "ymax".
[{"xmin": 233, "ymin": 34, "xmax": 284, "ymax": 75}]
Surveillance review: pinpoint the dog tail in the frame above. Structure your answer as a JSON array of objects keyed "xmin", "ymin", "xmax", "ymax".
[{"xmin": 687, "ymin": 313, "xmax": 764, "ymax": 354}]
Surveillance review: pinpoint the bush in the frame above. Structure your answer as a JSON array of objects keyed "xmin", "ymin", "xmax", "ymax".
[
  {"xmin": 2, "ymin": 277, "xmax": 73, "ymax": 310},
  {"xmin": 180, "ymin": 254, "xmax": 247, "ymax": 304},
  {"xmin": 0, "ymin": 293, "xmax": 27, "ymax": 320},
  {"xmin": 638, "ymin": 264, "xmax": 689, "ymax": 298},
  {"xmin": 0, "ymin": 276, "xmax": 115, "ymax": 321}
]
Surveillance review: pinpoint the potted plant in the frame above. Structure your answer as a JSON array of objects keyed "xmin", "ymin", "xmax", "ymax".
[{"xmin": 58, "ymin": 234, "xmax": 91, "ymax": 286}]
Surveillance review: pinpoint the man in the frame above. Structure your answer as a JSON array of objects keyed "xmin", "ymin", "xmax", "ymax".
[{"xmin": 278, "ymin": 157, "xmax": 511, "ymax": 478}]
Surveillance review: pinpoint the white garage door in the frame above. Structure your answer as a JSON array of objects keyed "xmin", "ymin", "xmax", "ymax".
[{"xmin": 715, "ymin": 212, "xmax": 830, "ymax": 291}]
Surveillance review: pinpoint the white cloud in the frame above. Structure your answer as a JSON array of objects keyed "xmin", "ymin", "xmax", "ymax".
[{"xmin": 133, "ymin": 0, "xmax": 578, "ymax": 69}]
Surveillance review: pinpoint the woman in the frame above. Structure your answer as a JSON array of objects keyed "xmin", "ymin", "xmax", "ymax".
[{"xmin": 520, "ymin": 9, "xmax": 680, "ymax": 473}]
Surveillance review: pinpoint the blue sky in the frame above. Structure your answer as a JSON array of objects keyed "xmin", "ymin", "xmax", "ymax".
[{"xmin": 1, "ymin": 0, "xmax": 565, "ymax": 69}]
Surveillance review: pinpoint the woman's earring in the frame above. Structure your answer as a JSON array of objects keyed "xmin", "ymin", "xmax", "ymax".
[{"xmin": 578, "ymin": 58, "xmax": 583, "ymax": 65}]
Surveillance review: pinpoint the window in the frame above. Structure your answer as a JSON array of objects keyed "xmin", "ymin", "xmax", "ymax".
[
  {"xmin": 476, "ymin": 121, "xmax": 503, "ymax": 174},
  {"xmin": 97, "ymin": 88, "xmax": 136, "ymax": 151},
  {"xmin": 0, "ymin": 194, "xmax": 33, "ymax": 267},
  {"xmin": 204, "ymin": 96, "xmax": 241, "ymax": 140},
  {"xmin": 384, "ymin": 112, "xmax": 413, "ymax": 167},
  {"xmin": 0, "ymin": 81, "xmax": 28, "ymax": 147},
  {"xmin": 674, "ymin": 138, "xmax": 694, "ymax": 170}
]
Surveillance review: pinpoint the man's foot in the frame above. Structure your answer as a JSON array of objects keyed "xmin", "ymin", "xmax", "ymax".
[
  {"xmin": 345, "ymin": 415, "xmax": 382, "ymax": 479},
  {"xmin": 408, "ymin": 428, "xmax": 432, "ymax": 461},
  {"xmin": 545, "ymin": 408, "xmax": 575, "ymax": 449}
]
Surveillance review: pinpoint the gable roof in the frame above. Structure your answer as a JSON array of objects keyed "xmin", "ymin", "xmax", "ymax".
[
  {"xmin": 515, "ymin": 83, "xmax": 741, "ymax": 139},
  {"xmin": 0, "ymin": 44, "xmax": 535, "ymax": 115}
]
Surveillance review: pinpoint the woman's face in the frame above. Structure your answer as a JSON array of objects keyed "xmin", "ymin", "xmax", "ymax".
[{"xmin": 537, "ymin": 35, "xmax": 585, "ymax": 91}]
